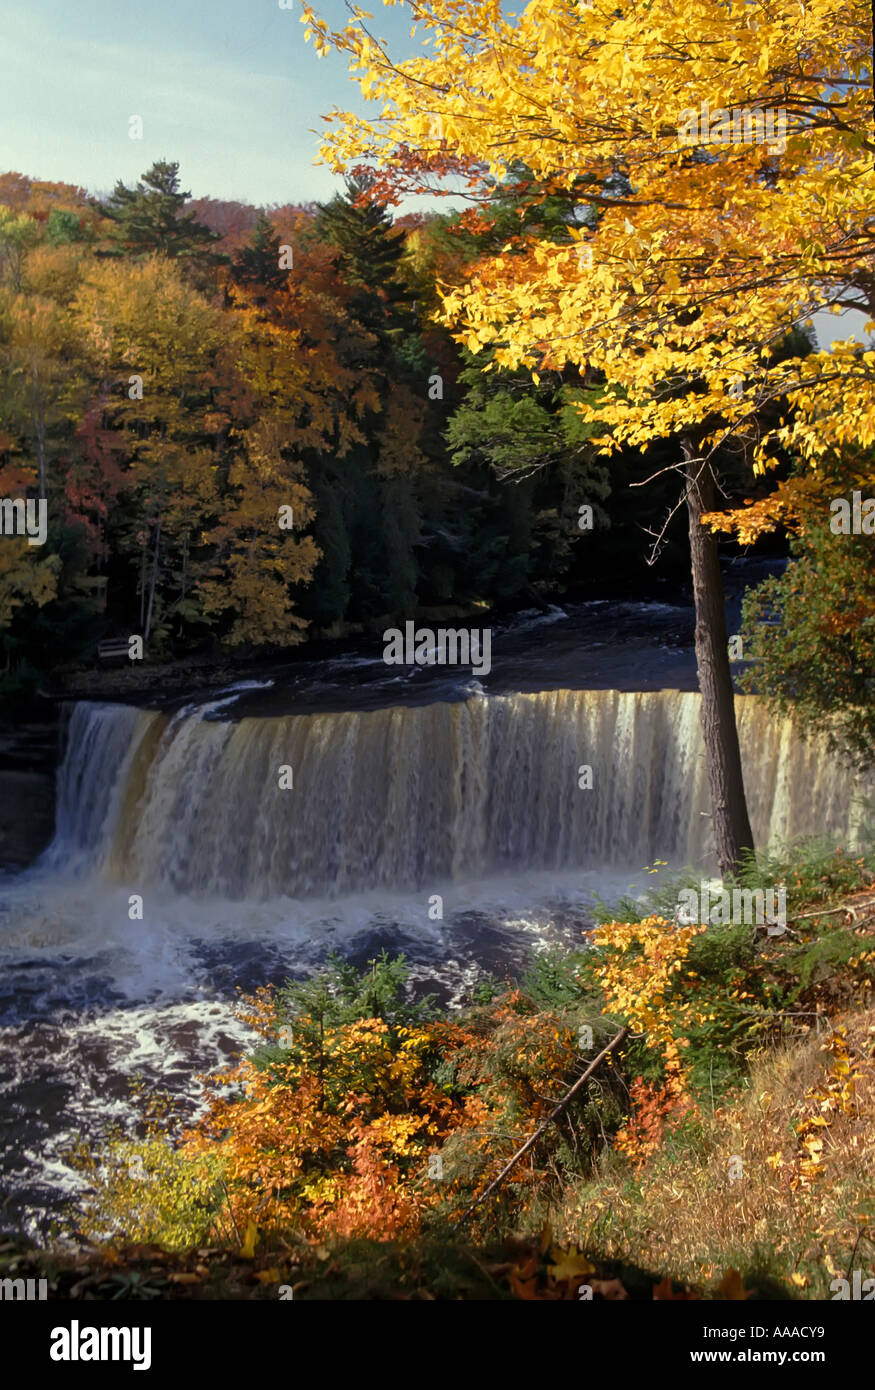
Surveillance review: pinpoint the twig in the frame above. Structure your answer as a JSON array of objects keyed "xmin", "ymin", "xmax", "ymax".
[
  {"xmin": 844, "ymin": 1227, "xmax": 865, "ymax": 1285},
  {"xmin": 219, "ymin": 1179, "xmax": 242, "ymax": 1248},
  {"xmin": 791, "ymin": 906, "xmax": 849, "ymax": 922},
  {"xmin": 456, "ymin": 1026, "xmax": 629, "ymax": 1225}
]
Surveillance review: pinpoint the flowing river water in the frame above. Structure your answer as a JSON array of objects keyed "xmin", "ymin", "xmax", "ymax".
[{"xmin": 0, "ymin": 589, "xmax": 870, "ymax": 1239}]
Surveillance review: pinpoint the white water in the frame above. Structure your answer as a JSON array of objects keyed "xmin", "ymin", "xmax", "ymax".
[{"xmin": 0, "ymin": 688, "xmax": 869, "ymax": 1236}]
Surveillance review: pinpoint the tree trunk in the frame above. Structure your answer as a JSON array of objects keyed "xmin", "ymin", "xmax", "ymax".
[
  {"xmin": 144, "ymin": 516, "xmax": 161, "ymax": 643},
  {"xmin": 32, "ymin": 369, "xmax": 47, "ymax": 502},
  {"xmin": 682, "ymin": 437, "xmax": 754, "ymax": 877},
  {"xmin": 139, "ymin": 539, "xmax": 148, "ymax": 630}
]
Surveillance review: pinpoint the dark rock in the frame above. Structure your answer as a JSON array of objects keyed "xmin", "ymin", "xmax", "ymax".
[{"xmin": 0, "ymin": 769, "xmax": 55, "ymax": 869}]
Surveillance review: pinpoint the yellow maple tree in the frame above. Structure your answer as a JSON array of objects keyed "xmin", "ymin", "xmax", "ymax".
[
  {"xmin": 302, "ymin": 0, "xmax": 871, "ymax": 481},
  {"xmin": 300, "ymin": 0, "xmax": 873, "ymax": 875}
]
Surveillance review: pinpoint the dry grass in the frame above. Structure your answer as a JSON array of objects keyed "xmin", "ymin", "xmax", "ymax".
[{"xmin": 555, "ymin": 1005, "xmax": 875, "ymax": 1298}]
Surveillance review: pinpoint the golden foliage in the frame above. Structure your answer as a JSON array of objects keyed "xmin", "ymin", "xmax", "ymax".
[
  {"xmin": 588, "ymin": 915, "xmax": 708, "ymax": 1159},
  {"xmin": 302, "ymin": 0, "xmax": 874, "ymax": 536}
]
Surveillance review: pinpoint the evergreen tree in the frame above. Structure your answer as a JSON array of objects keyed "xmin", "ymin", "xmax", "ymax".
[
  {"xmin": 304, "ymin": 180, "xmax": 427, "ymax": 622},
  {"xmin": 304, "ymin": 460, "xmax": 353, "ymax": 627},
  {"xmin": 97, "ymin": 161, "xmax": 226, "ymax": 278},
  {"xmin": 230, "ymin": 213, "xmax": 288, "ymax": 299},
  {"xmin": 315, "ymin": 176, "xmax": 417, "ymax": 354}
]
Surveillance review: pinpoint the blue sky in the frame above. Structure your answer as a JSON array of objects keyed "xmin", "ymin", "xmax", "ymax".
[{"xmin": 0, "ymin": 0, "xmax": 417, "ymax": 206}]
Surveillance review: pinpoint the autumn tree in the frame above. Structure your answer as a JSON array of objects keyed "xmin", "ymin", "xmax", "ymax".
[
  {"xmin": 74, "ymin": 255, "xmax": 230, "ymax": 643},
  {"xmin": 74, "ymin": 248, "xmax": 325, "ymax": 651},
  {"xmin": 213, "ymin": 228, "xmax": 389, "ymax": 644},
  {"xmin": 0, "ymin": 208, "xmax": 39, "ymax": 293},
  {"xmin": 0, "ymin": 199, "xmax": 117, "ymax": 683},
  {"xmin": 0, "ymin": 259, "xmax": 88, "ymax": 504},
  {"xmin": 0, "ymin": 225, "xmax": 91, "ymax": 521},
  {"xmin": 0, "ymin": 539, "xmax": 61, "ymax": 643},
  {"xmin": 301, "ymin": 0, "xmax": 873, "ymax": 874}
]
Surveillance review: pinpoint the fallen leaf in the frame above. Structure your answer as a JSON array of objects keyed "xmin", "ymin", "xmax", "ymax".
[
  {"xmin": 547, "ymin": 1246, "xmax": 596, "ymax": 1282},
  {"xmin": 509, "ymin": 1256, "xmax": 539, "ymax": 1299}
]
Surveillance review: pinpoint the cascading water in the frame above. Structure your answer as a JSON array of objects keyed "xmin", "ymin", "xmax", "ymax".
[
  {"xmin": 52, "ymin": 691, "xmax": 869, "ymax": 898},
  {"xmin": 2, "ymin": 681, "xmax": 870, "ymax": 1237}
]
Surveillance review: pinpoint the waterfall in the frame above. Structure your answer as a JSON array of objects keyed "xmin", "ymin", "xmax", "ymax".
[
  {"xmin": 48, "ymin": 702, "xmax": 162, "ymax": 870},
  {"xmin": 49, "ymin": 693, "xmax": 870, "ymax": 899}
]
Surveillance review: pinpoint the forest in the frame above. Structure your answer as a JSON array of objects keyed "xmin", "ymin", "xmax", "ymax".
[
  {"xmin": 0, "ymin": 160, "xmax": 674, "ymax": 680},
  {"xmin": 1, "ymin": 148, "xmax": 873, "ymax": 782}
]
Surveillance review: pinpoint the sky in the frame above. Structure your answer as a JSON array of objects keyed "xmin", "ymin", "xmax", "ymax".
[
  {"xmin": 0, "ymin": 0, "xmax": 869, "ymax": 349},
  {"xmin": 0, "ymin": 0, "xmax": 417, "ymax": 206}
]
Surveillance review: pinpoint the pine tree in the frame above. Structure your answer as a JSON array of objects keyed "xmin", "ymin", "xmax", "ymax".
[
  {"xmin": 315, "ymin": 177, "xmax": 417, "ymax": 353},
  {"xmin": 97, "ymin": 161, "xmax": 226, "ymax": 278},
  {"xmin": 230, "ymin": 213, "xmax": 288, "ymax": 299}
]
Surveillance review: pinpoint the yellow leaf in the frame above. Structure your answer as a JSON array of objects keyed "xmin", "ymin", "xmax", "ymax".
[
  {"xmin": 547, "ymin": 1246, "xmax": 596, "ymax": 1282},
  {"xmin": 240, "ymin": 1221, "xmax": 258, "ymax": 1259}
]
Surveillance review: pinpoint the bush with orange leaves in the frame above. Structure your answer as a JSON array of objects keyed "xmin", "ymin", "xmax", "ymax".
[
  {"xmin": 183, "ymin": 959, "xmax": 460, "ymax": 1243},
  {"xmin": 77, "ymin": 949, "xmax": 628, "ymax": 1252},
  {"xmin": 425, "ymin": 987, "xmax": 627, "ymax": 1224},
  {"xmin": 187, "ymin": 973, "xmax": 626, "ymax": 1245}
]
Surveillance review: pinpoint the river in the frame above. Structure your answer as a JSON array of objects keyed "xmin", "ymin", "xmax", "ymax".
[{"xmin": 0, "ymin": 582, "xmax": 869, "ymax": 1240}]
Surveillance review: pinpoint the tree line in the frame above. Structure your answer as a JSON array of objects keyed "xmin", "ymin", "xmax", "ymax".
[{"xmin": 0, "ymin": 160, "xmax": 692, "ymax": 683}]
